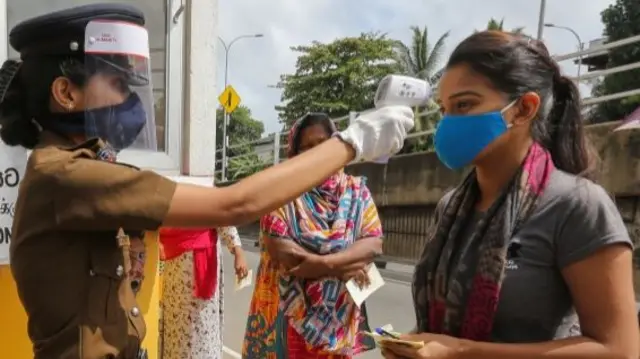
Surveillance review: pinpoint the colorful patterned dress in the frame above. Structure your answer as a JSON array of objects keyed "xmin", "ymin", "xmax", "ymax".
[{"xmin": 242, "ymin": 172, "xmax": 382, "ymax": 359}]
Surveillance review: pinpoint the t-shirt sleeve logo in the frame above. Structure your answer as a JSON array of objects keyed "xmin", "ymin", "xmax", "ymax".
[
  {"xmin": 506, "ymin": 239, "xmax": 522, "ymax": 270},
  {"xmin": 507, "ymin": 240, "xmax": 522, "ymax": 259}
]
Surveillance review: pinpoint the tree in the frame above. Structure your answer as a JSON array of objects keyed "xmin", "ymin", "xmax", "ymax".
[
  {"xmin": 393, "ymin": 26, "xmax": 449, "ymax": 153},
  {"xmin": 592, "ymin": 0, "xmax": 640, "ymax": 123},
  {"xmin": 275, "ymin": 32, "xmax": 401, "ymax": 127},
  {"xmin": 480, "ymin": 17, "xmax": 525, "ymax": 34},
  {"xmin": 393, "ymin": 26, "xmax": 449, "ymax": 84},
  {"xmin": 216, "ymin": 105, "xmax": 264, "ymax": 154},
  {"xmin": 215, "ymin": 105, "xmax": 265, "ymax": 180},
  {"xmin": 227, "ymin": 153, "xmax": 268, "ymax": 180}
]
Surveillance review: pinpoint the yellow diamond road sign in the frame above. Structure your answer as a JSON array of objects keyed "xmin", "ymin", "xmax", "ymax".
[{"xmin": 218, "ymin": 85, "xmax": 242, "ymax": 113}]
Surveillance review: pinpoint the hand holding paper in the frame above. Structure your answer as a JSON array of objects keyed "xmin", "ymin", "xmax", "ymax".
[
  {"xmin": 235, "ymin": 269, "xmax": 253, "ymax": 291},
  {"xmin": 345, "ymin": 264, "xmax": 385, "ymax": 307},
  {"xmin": 362, "ymin": 324, "xmax": 425, "ymax": 349}
]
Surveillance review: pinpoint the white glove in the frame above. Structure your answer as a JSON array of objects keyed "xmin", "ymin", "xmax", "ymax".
[{"xmin": 336, "ymin": 105, "xmax": 414, "ymax": 162}]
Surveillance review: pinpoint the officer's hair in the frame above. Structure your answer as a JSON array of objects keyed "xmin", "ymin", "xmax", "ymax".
[{"xmin": 0, "ymin": 57, "xmax": 86, "ymax": 149}]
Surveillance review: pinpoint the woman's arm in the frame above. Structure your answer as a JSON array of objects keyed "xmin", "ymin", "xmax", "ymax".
[
  {"xmin": 218, "ymin": 226, "xmax": 249, "ymax": 278},
  {"xmin": 164, "ymin": 107, "xmax": 413, "ymax": 228},
  {"xmin": 459, "ymin": 184, "xmax": 638, "ymax": 359},
  {"xmin": 460, "ymin": 185, "xmax": 638, "ymax": 359},
  {"xmin": 164, "ymin": 137, "xmax": 355, "ymax": 228},
  {"xmin": 218, "ymin": 226, "xmax": 242, "ymax": 254},
  {"xmin": 458, "ymin": 244, "xmax": 637, "ymax": 359},
  {"xmin": 50, "ymin": 107, "xmax": 412, "ymax": 231},
  {"xmin": 262, "ymin": 236, "xmax": 305, "ymax": 269},
  {"xmin": 388, "ymin": 184, "xmax": 637, "ymax": 359},
  {"xmin": 323, "ymin": 237, "xmax": 382, "ymax": 276},
  {"xmin": 268, "ymin": 237, "xmax": 382, "ymax": 277}
]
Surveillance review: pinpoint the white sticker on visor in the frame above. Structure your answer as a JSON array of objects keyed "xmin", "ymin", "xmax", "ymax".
[{"xmin": 84, "ymin": 20, "xmax": 150, "ymax": 58}]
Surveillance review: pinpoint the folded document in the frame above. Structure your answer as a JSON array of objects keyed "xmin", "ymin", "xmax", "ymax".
[{"xmin": 345, "ymin": 264, "xmax": 385, "ymax": 307}]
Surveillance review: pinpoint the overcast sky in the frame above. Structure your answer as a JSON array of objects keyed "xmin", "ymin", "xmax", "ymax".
[{"xmin": 217, "ymin": 0, "xmax": 616, "ymax": 134}]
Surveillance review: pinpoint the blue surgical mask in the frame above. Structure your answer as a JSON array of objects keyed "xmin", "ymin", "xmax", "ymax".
[
  {"xmin": 434, "ymin": 100, "xmax": 516, "ymax": 170},
  {"xmin": 38, "ymin": 93, "xmax": 147, "ymax": 151}
]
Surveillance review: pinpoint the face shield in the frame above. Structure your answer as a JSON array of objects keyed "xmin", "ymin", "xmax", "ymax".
[{"xmin": 82, "ymin": 20, "xmax": 156, "ymax": 151}]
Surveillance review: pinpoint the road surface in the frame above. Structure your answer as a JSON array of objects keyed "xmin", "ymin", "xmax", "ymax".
[{"xmin": 220, "ymin": 240, "xmax": 416, "ymax": 359}]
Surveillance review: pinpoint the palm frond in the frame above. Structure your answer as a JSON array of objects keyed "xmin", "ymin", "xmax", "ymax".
[
  {"xmin": 486, "ymin": 17, "xmax": 505, "ymax": 31},
  {"xmin": 410, "ymin": 26, "xmax": 425, "ymax": 77},
  {"xmin": 396, "ymin": 25, "xmax": 450, "ymax": 81},
  {"xmin": 422, "ymin": 31, "xmax": 450, "ymax": 79},
  {"xmin": 392, "ymin": 40, "xmax": 418, "ymax": 76}
]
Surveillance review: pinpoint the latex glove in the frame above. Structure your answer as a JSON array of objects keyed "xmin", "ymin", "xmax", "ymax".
[{"xmin": 336, "ymin": 106, "xmax": 414, "ymax": 162}]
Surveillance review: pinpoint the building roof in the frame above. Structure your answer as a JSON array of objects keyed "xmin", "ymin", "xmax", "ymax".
[{"xmin": 575, "ymin": 37, "xmax": 609, "ymax": 70}]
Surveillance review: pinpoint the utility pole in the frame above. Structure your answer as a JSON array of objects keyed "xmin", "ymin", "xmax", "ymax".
[
  {"xmin": 545, "ymin": 23, "xmax": 584, "ymax": 81},
  {"xmin": 536, "ymin": 0, "xmax": 547, "ymax": 40},
  {"xmin": 217, "ymin": 34, "xmax": 263, "ymax": 181}
]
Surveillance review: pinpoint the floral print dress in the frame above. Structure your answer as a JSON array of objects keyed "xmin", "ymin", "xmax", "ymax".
[{"xmin": 160, "ymin": 226, "xmax": 242, "ymax": 359}]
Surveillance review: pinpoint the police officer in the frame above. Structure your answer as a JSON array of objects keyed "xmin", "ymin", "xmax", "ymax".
[{"xmin": 0, "ymin": 3, "xmax": 413, "ymax": 359}]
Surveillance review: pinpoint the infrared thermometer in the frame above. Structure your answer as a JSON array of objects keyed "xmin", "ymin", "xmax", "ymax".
[
  {"xmin": 374, "ymin": 74, "xmax": 433, "ymax": 109},
  {"xmin": 370, "ymin": 75, "xmax": 433, "ymax": 163}
]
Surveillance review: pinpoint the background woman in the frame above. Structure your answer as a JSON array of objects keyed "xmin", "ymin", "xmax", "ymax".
[
  {"xmin": 242, "ymin": 113, "xmax": 384, "ymax": 359},
  {"xmin": 382, "ymin": 31, "xmax": 637, "ymax": 359},
  {"xmin": 159, "ymin": 225, "xmax": 247, "ymax": 359}
]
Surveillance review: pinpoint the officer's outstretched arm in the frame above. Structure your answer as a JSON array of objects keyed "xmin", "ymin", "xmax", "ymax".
[
  {"xmin": 164, "ymin": 137, "xmax": 354, "ymax": 227},
  {"xmin": 51, "ymin": 106, "xmax": 413, "ymax": 231}
]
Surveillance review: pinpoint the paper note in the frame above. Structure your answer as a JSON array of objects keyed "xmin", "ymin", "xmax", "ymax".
[
  {"xmin": 235, "ymin": 269, "xmax": 253, "ymax": 291},
  {"xmin": 362, "ymin": 324, "xmax": 424, "ymax": 349},
  {"xmin": 346, "ymin": 264, "xmax": 385, "ymax": 307}
]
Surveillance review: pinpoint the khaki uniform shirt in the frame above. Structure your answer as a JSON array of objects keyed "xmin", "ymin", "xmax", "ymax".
[{"xmin": 9, "ymin": 134, "xmax": 177, "ymax": 359}]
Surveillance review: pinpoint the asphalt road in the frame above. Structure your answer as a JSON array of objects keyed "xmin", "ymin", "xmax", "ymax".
[{"xmin": 221, "ymin": 241, "xmax": 416, "ymax": 359}]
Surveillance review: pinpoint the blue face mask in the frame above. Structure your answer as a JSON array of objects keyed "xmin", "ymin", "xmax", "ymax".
[
  {"xmin": 38, "ymin": 93, "xmax": 147, "ymax": 151},
  {"xmin": 85, "ymin": 93, "xmax": 147, "ymax": 150},
  {"xmin": 434, "ymin": 101, "xmax": 516, "ymax": 170}
]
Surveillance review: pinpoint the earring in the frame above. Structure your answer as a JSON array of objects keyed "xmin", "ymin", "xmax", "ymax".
[{"xmin": 67, "ymin": 104, "xmax": 74, "ymax": 112}]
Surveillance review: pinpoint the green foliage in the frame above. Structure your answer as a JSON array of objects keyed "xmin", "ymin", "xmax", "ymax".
[
  {"xmin": 393, "ymin": 25, "xmax": 448, "ymax": 153},
  {"xmin": 476, "ymin": 17, "xmax": 525, "ymax": 34},
  {"xmin": 275, "ymin": 32, "xmax": 401, "ymax": 127},
  {"xmin": 592, "ymin": 0, "xmax": 640, "ymax": 123},
  {"xmin": 216, "ymin": 106, "xmax": 264, "ymax": 154},
  {"xmin": 215, "ymin": 105, "xmax": 266, "ymax": 180},
  {"xmin": 393, "ymin": 26, "xmax": 449, "ymax": 83},
  {"xmin": 227, "ymin": 152, "xmax": 268, "ymax": 181},
  {"xmin": 399, "ymin": 101, "xmax": 440, "ymax": 154}
]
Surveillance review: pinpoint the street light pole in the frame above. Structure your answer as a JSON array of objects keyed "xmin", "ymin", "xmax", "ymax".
[
  {"xmin": 536, "ymin": 0, "xmax": 547, "ymax": 40},
  {"xmin": 217, "ymin": 34, "xmax": 263, "ymax": 181},
  {"xmin": 544, "ymin": 23, "xmax": 584, "ymax": 81}
]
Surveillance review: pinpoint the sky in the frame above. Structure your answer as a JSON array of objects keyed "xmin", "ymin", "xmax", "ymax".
[{"xmin": 217, "ymin": 0, "xmax": 617, "ymax": 135}]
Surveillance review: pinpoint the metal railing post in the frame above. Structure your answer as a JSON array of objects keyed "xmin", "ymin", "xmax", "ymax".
[{"xmin": 272, "ymin": 133, "xmax": 281, "ymax": 166}]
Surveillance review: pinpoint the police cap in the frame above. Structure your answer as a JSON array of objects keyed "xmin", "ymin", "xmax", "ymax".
[{"xmin": 9, "ymin": 3, "xmax": 145, "ymax": 60}]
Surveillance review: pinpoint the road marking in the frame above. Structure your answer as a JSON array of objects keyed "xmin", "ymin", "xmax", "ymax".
[{"xmin": 223, "ymin": 345, "xmax": 242, "ymax": 358}]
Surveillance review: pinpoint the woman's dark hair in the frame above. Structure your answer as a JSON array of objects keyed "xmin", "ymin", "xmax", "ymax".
[
  {"xmin": 446, "ymin": 31, "xmax": 596, "ymax": 178},
  {"xmin": 0, "ymin": 56, "xmax": 86, "ymax": 149},
  {"xmin": 290, "ymin": 113, "xmax": 337, "ymax": 156}
]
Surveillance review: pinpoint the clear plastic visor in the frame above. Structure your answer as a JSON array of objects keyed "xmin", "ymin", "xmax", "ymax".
[{"xmin": 82, "ymin": 20, "xmax": 156, "ymax": 151}]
